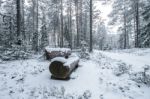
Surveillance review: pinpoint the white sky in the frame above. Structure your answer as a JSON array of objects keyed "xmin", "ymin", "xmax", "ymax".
[
  {"xmin": 95, "ymin": 1, "xmax": 118, "ymax": 34},
  {"xmin": 95, "ymin": 2, "xmax": 112, "ymax": 24}
]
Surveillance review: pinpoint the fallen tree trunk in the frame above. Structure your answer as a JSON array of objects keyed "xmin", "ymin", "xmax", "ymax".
[
  {"xmin": 45, "ymin": 47, "xmax": 71, "ymax": 60},
  {"xmin": 49, "ymin": 56, "xmax": 79, "ymax": 79}
]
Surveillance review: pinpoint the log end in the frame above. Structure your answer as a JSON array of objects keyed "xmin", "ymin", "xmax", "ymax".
[
  {"xmin": 49, "ymin": 55, "xmax": 80, "ymax": 80},
  {"xmin": 49, "ymin": 61, "xmax": 70, "ymax": 79}
]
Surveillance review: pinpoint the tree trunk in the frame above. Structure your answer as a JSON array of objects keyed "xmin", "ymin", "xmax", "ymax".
[
  {"xmin": 60, "ymin": 0, "xmax": 64, "ymax": 48},
  {"xmin": 16, "ymin": 0, "xmax": 21, "ymax": 43},
  {"xmin": 36, "ymin": 0, "xmax": 38, "ymax": 37},
  {"xmin": 89, "ymin": 0, "xmax": 93, "ymax": 52},
  {"xmin": 135, "ymin": 0, "xmax": 140, "ymax": 48},
  {"xmin": 69, "ymin": 0, "xmax": 72, "ymax": 49},
  {"xmin": 32, "ymin": 0, "xmax": 39, "ymax": 52},
  {"xmin": 79, "ymin": 0, "xmax": 83, "ymax": 41},
  {"xmin": 124, "ymin": 13, "xmax": 127, "ymax": 49},
  {"xmin": 75, "ymin": 0, "xmax": 79, "ymax": 47},
  {"xmin": 21, "ymin": 0, "xmax": 25, "ymax": 41},
  {"xmin": 36, "ymin": 0, "xmax": 39, "ymax": 51}
]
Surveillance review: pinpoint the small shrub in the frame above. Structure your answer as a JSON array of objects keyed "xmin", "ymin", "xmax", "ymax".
[
  {"xmin": 130, "ymin": 65, "xmax": 150, "ymax": 85},
  {"xmin": 80, "ymin": 41, "xmax": 89, "ymax": 59},
  {"xmin": 114, "ymin": 62, "xmax": 131, "ymax": 76}
]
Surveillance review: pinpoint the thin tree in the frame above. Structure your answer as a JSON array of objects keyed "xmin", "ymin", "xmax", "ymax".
[
  {"xmin": 60, "ymin": 0, "xmax": 64, "ymax": 47},
  {"xmin": 74, "ymin": 0, "xmax": 79, "ymax": 47},
  {"xmin": 69, "ymin": 0, "xmax": 72, "ymax": 49},
  {"xmin": 16, "ymin": 0, "xmax": 21, "ymax": 44},
  {"xmin": 134, "ymin": 0, "xmax": 140, "ymax": 48},
  {"xmin": 89, "ymin": 0, "xmax": 93, "ymax": 52},
  {"xmin": 32, "ymin": 0, "xmax": 39, "ymax": 52},
  {"xmin": 22, "ymin": 0, "xmax": 25, "ymax": 41}
]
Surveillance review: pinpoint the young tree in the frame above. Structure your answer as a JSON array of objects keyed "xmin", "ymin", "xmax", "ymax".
[{"xmin": 96, "ymin": 22, "xmax": 107, "ymax": 50}]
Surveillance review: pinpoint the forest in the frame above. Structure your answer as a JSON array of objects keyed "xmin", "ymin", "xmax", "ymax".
[
  {"xmin": 0, "ymin": 0, "xmax": 150, "ymax": 53},
  {"xmin": 0, "ymin": 0, "xmax": 150, "ymax": 99}
]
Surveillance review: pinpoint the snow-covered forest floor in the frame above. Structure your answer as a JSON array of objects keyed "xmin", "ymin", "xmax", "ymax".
[{"xmin": 0, "ymin": 48, "xmax": 150, "ymax": 99}]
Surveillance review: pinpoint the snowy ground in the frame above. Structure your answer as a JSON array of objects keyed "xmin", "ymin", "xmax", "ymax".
[{"xmin": 0, "ymin": 49, "xmax": 150, "ymax": 99}]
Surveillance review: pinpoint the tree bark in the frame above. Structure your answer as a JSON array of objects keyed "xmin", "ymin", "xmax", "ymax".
[
  {"xmin": 135, "ymin": 0, "xmax": 140, "ymax": 48},
  {"xmin": 124, "ymin": 13, "xmax": 127, "ymax": 49},
  {"xmin": 60, "ymin": 0, "xmax": 64, "ymax": 48},
  {"xmin": 89, "ymin": 0, "xmax": 93, "ymax": 52},
  {"xmin": 16, "ymin": 0, "xmax": 21, "ymax": 42},
  {"xmin": 32, "ymin": 0, "xmax": 39, "ymax": 52},
  {"xmin": 69, "ymin": 0, "xmax": 72, "ymax": 49},
  {"xmin": 75, "ymin": 0, "xmax": 79, "ymax": 47},
  {"xmin": 79, "ymin": 0, "xmax": 83, "ymax": 41}
]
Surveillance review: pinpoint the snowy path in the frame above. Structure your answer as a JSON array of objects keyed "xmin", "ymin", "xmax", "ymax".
[
  {"xmin": 97, "ymin": 50, "xmax": 150, "ymax": 99},
  {"xmin": 0, "ymin": 57, "xmax": 101, "ymax": 99},
  {"xmin": 26, "ymin": 59, "xmax": 101, "ymax": 98},
  {"xmin": 0, "ymin": 49, "xmax": 150, "ymax": 99},
  {"xmin": 101, "ymin": 49, "xmax": 150, "ymax": 72}
]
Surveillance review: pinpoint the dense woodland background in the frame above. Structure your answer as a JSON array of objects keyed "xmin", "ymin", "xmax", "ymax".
[{"xmin": 0, "ymin": 0, "xmax": 150, "ymax": 54}]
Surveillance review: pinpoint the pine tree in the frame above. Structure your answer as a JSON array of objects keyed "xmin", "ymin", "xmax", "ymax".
[
  {"xmin": 89, "ymin": 0, "xmax": 93, "ymax": 52},
  {"xmin": 140, "ymin": 2, "xmax": 150, "ymax": 47}
]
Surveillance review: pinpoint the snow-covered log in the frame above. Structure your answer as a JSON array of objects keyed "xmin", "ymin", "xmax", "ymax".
[
  {"xmin": 49, "ymin": 55, "xmax": 79, "ymax": 79},
  {"xmin": 45, "ymin": 47, "xmax": 71, "ymax": 60}
]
